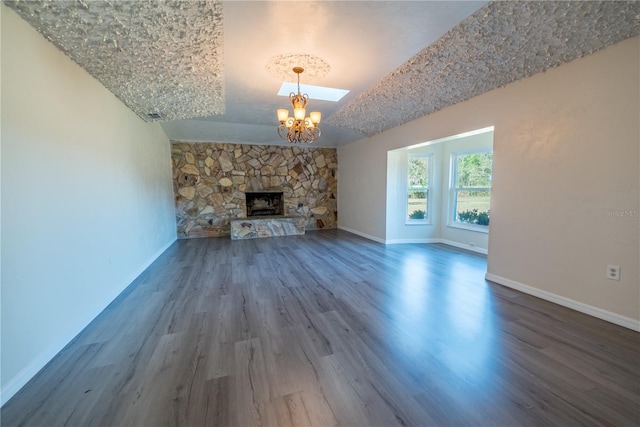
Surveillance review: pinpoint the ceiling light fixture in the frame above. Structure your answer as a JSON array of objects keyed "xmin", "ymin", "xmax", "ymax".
[{"xmin": 277, "ymin": 67, "xmax": 321, "ymax": 144}]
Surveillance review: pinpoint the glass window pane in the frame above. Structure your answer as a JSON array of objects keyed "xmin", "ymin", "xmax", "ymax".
[
  {"xmin": 408, "ymin": 189, "xmax": 428, "ymax": 220},
  {"xmin": 408, "ymin": 157, "xmax": 429, "ymax": 187},
  {"xmin": 455, "ymin": 190, "xmax": 490, "ymax": 225},
  {"xmin": 456, "ymin": 153, "xmax": 493, "ymax": 188}
]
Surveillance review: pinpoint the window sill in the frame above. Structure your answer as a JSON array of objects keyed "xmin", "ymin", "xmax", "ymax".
[
  {"xmin": 405, "ymin": 219, "xmax": 431, "ymax": 226},
  {"xmin": 447, "ymin": 222, "xmax": 489, "ymax": 234}
]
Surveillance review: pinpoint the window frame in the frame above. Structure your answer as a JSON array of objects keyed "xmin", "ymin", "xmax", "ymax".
[
  {"xmin": 406, "ymin": 153, "xmax": 433, "ymax": 225},
  {"xmin": 448, "ymin": 149, "xmax": 492, "ymax": 233}
]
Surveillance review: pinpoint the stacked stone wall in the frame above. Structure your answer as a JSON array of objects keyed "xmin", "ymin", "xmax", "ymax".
[{"xmin": 171, "ymin": 142, "xmax": 337, "ymax": 238}]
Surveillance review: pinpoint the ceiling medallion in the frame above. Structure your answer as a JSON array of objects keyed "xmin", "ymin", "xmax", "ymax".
[
  {"xmin": 276, "ymin": 67, "xmax": 321, "ymax": 144},
  {"xmin": 266, "ymin": 54, "xmax": 331, "ymax": 82}
]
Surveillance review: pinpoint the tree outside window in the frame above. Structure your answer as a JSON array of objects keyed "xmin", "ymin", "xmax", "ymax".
[
  {"xmin": 407, "ymin": 155, "xmax": 432, "ymax": 221},
  {"xmin": 452, "ymin": 151, "xmax": 492, "ymax": 227}
]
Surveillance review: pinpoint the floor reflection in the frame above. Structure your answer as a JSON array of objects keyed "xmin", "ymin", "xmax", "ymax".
[{"xmin": 386, "ymin": 247, "xmax": 499, "ymax": 386}]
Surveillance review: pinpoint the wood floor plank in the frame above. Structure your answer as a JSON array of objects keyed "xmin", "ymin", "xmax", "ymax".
[
  {"xmin": 234, "ymin": 337, "xmax": 270, "ymax": 426},
  {"xmin": 2, "ymin": 229, "xmax": 639, "ymax": 426}
]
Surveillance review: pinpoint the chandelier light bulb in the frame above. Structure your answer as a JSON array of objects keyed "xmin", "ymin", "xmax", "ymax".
[
  {"xmin": 294, "ymin": 107, "xmax": 306, "ymax": 121},
  {"xmin": 277, "ymin": 109, "xmax": 289, "ymax": 122},
  {"xmin": 310, "ymin": 111, "xmax": 321, "ymax": 125}
]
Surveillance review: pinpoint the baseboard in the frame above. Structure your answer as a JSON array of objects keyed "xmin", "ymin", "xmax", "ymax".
[
  {"xmin": 485, "ymin": 273, "xmax": 640, "ymax": 332},
  {"xmin": 336, "ymin": 227, "xmax": 489, "ymax": 254},
  {"xmin": 0, "ymin": 237, "xmax": 177, "ymax": 407},
  {"xmin": 385, "ymin": 238, "xmax": 440, "ymax": 244},
  {"xmin": 437, "ymin": 239, "xmax": 488, "ymax": 255},
  {"xmin": 337, "ymin": 225, "xmax": 385, "ymax": 244},
  {"xmin": 383, "ymin": 237, "xmax": 488, "ymax": 254}
]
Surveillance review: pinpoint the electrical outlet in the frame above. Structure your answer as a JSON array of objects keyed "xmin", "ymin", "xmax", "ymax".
[{"xmin": 606, "ymin": 265, "xmax": 620, "ymax": 281}]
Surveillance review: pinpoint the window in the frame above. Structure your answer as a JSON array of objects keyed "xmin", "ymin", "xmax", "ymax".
[
  {"xmin": 450, "ymin": 151, "xmax": 492, "ymax": 229},
  {"xmin": 407, "ymin": 154, "xmax": 432, "ymax": 222}
]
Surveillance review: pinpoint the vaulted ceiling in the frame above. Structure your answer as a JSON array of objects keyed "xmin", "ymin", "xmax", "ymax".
[{"xmin": 5, "ymin": 1, "xmax": 639, "ymax": 147}]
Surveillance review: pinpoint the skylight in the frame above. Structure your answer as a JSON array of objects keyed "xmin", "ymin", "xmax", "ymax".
[{"xmin": 277, "ymin": 82, "xmax": 349, "ymax": 102}]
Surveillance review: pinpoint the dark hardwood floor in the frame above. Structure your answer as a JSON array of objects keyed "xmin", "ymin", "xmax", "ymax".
[{"xmin": 2, "ymin": 229, "xmax": 639, "ymax": 426}]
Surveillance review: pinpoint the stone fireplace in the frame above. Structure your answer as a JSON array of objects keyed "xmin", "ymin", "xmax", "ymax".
[
  {"xmin": 171, "ymin": 143, "xmax": 337, "ymax": 238},
  {"xmin": 246, "ymin": 191, "xmax": 284, "ymax": 217}
]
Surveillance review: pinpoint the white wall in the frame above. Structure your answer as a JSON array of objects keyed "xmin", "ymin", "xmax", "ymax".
[
  {"xmin": 338, "ymin": 36, "xmax": 639, "ymax": 328},
  {"xmin": 1, "ymin": 5, "xmax": 177, "ymax": 404},
  {"xmin": 338, "ymin": 138, "xmax": 391, "ymax": 242}
]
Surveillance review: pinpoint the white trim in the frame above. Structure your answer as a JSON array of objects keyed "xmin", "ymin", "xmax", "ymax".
[
  {"xmin": 403, "ymin": 126, "xmax": 495, "ymax": 150},
  {"xmin": 485, "ymin": 273, "xmax": 640, "ymax": 332},
  {"xmin": 338, "ymin": 227, "xmax": 488, "ymax": 254},
  {"xmin": 438, "ymin": 239, "xmax": 488, "ymax": 255},
  {"xmin": 383, "ymin": 237, "xmax": 488, "ymax": 254},
  {"xmin": 405, "ymin": 219, "xmax": 432, "ymax": 226},
  {"xmin": 0, "ymin": 237, "xmax": 177, "ymax": 406},
  {"xmin": 386, "ymin": 238, "xmax": 441, "ymax": 245},
  {"xmin": 448, "ymin": 149, "xmax": 493, "ymax": 229},
  {"xmin": 406, "ymin": 153, "xmax": 433, "ymax": 223},
  {"xmin": 337, "ymin": 225, "xmax": 386, "ymax": 244},
  {"xmin": 446, "ymin": 222, "xmax": 490, "ymax": 234}
]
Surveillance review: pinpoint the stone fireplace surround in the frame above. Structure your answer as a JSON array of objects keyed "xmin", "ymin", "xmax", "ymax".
[{"xmin": 171, "ymin": 142, "xmax": 337, "ymax": 238}]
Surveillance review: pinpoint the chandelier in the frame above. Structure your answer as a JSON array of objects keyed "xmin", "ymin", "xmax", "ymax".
[{"xmin": 277, "ymin": 67, "xmax": 321, "ymax": 144}]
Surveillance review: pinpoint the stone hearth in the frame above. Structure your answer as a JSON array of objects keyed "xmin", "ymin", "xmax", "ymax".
[{"xmin": 230, "ymin": 217, "xmax": 304, "ymax": 240}]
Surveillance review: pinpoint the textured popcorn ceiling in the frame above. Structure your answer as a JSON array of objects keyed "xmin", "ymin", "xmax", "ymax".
[
  {"xmin": 4, "ymin": 0, "xmax": 224, "ymax": 121},
  {"xmin": 327, "ymin": 1, "xmax": 640, "ymax": 137},
  {"xmin": 4, "ymin": 1, "xmax": 639, "ymax": 145}
]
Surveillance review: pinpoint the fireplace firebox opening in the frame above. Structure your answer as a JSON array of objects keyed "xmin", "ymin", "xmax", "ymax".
[{"xmin": 245, "ymin": 192, "xmax": 284, "ymax": 217}]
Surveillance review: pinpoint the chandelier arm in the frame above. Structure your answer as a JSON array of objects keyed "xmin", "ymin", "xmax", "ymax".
[
  {"xmin": 310, "ymin": 126, "xmax": 321, "ymax": 141},
  {"xmin": 277, "ymin": 123, "xmax": 289, "ymax": 140},
  {"xmin": 289, "ymin": 93, "xmax": 308, "ymax": 109}
]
